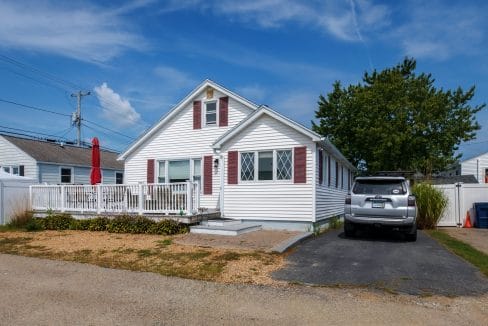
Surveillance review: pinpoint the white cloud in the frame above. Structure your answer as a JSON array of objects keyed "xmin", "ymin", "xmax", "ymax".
[
  {"xmin": 94, "ymin": 83, "xmax": 141, "ymax": 127},
  {"xmin": 391, "ymin": 1, "xmax": 486, "ymax": 60},
  {"xmin": 159, "ymin": 0, "xmax": 390, "ymax": 42},
  {"xmin": 0, "ymin": 1, "xmax": 146, "ymax": 63}
]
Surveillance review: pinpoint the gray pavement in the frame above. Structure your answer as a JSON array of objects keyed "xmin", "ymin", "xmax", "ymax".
[
  {"xmin": 1, "ymin": 253, "xmax": 488, "ymax": 325},
  {"xmin": 273, "ymin": 229, "xmax": 488, "ymax": 296}
]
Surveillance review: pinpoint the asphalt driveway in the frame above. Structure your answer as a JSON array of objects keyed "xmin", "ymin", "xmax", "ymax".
[{"xmin": 273, "ymin": 229, "xmax": 488, "ymax": 296}]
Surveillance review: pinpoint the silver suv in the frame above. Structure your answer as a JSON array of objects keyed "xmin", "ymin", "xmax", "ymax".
[{"xmin": 344, "ymin": 177, "xmax": 417, "ymax": 241}]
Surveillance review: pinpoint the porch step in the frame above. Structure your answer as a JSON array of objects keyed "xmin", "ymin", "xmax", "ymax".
[
  {"xmin": 205, "ymin": 219, "xmax": 242, "ymax": 227},
  {"xmin": 190, "ymin": 222, "xmax": 262, "ymax": 236}
]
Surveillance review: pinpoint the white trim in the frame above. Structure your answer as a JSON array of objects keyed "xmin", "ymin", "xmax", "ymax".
[
  {"xmin": 213, "ymin": 106, "xmax": 321, "ymax": 149},
  {"xmin": 118, "ymin": 80, "xmax": 259, "ymax": 160},
  {"xmin": 59, "ymin": 166, "xmax": 74, "ymax": 184}
]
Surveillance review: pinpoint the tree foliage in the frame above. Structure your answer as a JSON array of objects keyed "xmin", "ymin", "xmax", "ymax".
[{"xmin": 312, "ymin": 58, "xmax": 485, "ymax": 175}]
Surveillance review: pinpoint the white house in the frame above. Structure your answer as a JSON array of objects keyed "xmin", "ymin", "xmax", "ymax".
[
  {"xmin": 444, "ymin": 152, "xmax": 488, "ymax": 184},
  {"xmin": 119, "ymin": 80, "xmax": 355, "ymax": 230},
  {"xmin": 0, "ymin": 135, "xmax": 124, "ymax": 185}
]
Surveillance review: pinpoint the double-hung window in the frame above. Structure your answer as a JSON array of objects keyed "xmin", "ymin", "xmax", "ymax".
[
  {"xmin": 60, "ymin": 167, "xmax": 73, "ymax": 184},
  {"xmin": 205, "ymin": 101, "xmax": 217, "ymax": 126},
  {"xmin": 157, "ymin": 158, "xmax": 202, "ymax": 191},
  {"xmin": 240, "ymin": 150, "xmax": 292, "ymax": 182}
]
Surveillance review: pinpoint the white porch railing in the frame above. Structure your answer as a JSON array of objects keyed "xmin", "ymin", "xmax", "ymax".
[{"xmin": 30, "ymin": 182, "xmax": 200, "ymax": 215}]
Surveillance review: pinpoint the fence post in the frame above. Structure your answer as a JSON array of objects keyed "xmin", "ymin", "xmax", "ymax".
[
  {"xmin": 186, "ymin": 181, "xmax": 192, "ymax": 214},
  {"xmin": 97, "ymin": 185, "xmax": 102, "ymax": 214},
  {"xmin": 138, "ymin": 183, "xmax": 144, "ymax": 215},
  {"xmin": 60, "ymin": 185, "xmax": 65, "ymax": 212},
  {"xmin": 29, "ymin": 185, "xmax": 32, "ymax": 211}
]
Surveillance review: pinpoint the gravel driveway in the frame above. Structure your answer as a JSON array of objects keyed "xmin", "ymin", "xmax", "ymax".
[
  {"xmin": 0, "ymin": 254, "xmax": 487, "ymax": 325},
  {"xmin": 273, "ymin": 230, "xmax": 488, "ymax": 296}
]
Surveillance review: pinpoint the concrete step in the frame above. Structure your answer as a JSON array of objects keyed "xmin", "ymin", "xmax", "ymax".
[
  {"xmin": 205, "ymin": 219, "xmax": 242, "ymax": 227},
  {"xmin": 190, "ymin": 223, "xmax": 262, "ymax": 236}
]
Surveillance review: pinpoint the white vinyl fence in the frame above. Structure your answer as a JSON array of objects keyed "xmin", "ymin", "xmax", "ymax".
[
  {"xmin": 434, "ymin": 183, "xmax": 488, "ymax": 226},
  {"xmin": 30, "ymin": 182, "xmax": 200, "ymax": 215}
]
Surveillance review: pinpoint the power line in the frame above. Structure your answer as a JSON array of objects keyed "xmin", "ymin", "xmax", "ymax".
[
  {"xmin": 82, "ymin": 119, "xmax": 135, "ymax": 140},
  {"xmin": 0, "ymin": 98, "xmax": 71, "ymax": 117},
  {"xmin": 0, "ymin": 54, "xmax": 83, "ymax": 91},
  {"xmin": 0, "ymin": 125, "xmax": 72, "ymax": 141}
]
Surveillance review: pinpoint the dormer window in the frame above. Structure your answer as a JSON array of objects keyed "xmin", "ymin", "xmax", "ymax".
[{"xmin": 205, "ymin": 101, "xmax": 217, "ymax": 126}]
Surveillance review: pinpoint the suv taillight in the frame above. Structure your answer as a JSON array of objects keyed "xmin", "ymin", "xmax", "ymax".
[
  {"xmin": 345, "ymin": 195, "xmax": 351, "ymax": 205},
  {"xmin": 408, "ymin": 195, "xmax": 416, "ymax": 207}
]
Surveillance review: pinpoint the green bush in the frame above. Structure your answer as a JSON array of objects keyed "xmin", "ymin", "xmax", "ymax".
[
  {"xmin": 25, "ymin": 218, "xmax": 45, "ymax": 232},
  {"xmin": 106, "ymin": 215, "xmax": 155, "ymax": 234},
  {"xmin": 41, "ymin": 213, "xmax": 74, "ymax": 230},
  {"xmin": 149, "ymin": 219, "xmax": 189, "ymax": 235},
  {"xmin": 412, "ymin": 183, "xmax": 448, "ymax": 229}
]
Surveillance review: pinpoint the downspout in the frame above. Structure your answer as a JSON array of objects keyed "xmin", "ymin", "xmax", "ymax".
[{"xmin": 219, "ymin": 153, "xmax": 225, "ymax": 217}]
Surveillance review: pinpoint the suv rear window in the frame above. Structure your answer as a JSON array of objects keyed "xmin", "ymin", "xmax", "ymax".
[{"xmin": 353, "ymin": 179, "xmax": 406, "ymax": 195}]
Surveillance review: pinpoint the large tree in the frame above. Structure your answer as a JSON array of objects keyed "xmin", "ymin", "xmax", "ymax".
[{"xmin": 312, "ymin": 58, "xmax": 485, "ymax": 175}]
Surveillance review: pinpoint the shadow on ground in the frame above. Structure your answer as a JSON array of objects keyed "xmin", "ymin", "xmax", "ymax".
[{"xmin": 273, "ymin": 229, "xmax": 488, "ymax": 296}]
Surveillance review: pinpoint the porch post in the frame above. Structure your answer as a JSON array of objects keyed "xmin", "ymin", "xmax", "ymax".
[
  {"xmin": 186, "ymin": 181, "xmax": 192, "ymax": 214},
  {"xmin": 60, "ymin": 185, "xmax": 65, "ymax": 212},
  {"xmin": 138, "ymin": 183, "xmax": 144, "ymax": 215},
  {"xmin": 96, "ymin": 185, "xmax": 102, "ymax": 214}
]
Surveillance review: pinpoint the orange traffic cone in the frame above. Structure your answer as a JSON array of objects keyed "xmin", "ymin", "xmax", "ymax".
[{"xmin": 463, "ymin": 211, "xmax": 473, "ymax": 228}]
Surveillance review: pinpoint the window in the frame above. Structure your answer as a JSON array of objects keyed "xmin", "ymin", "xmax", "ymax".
[
  {"xmin": 12, "ymin": 166, "xmax": 19, "ymax": 175},
  {"xmin": 115, "ymin": 172, "xmax": 123, "ymax": 184},
  {"xmin": 258, "ymin": 151, "xmax": 273, "ymax": 180},
  {"xmin": 193, "ymin": 159, "xmax": 201, "ymax": 185},
  {"xmin": 60, "ymin": 167, "xmax": 72, "ymax": 184},
  {"xmin": 241, "ymin": 150, "xmax": 293, "ymax": 182},
  {"xmin": 158, "ymin": 161, "xmax": 166, "ymax": 183},
  {"xmin": 2, "ymin": 166, "xmax": 10, "ymax": 174},
  {"xmin": 1, "ymin": 165, "xmax": 20, "ymax": 176},
  {"xmin": 277, "ymin": 150, "xmax": 292, "ymax": 180},
  {"xmin": 168, "ymin": 160, "xmax": 190, "ymax": 183},
  {"xmin": 205, "ymin": 101, "xmax": 217, "ymax": 126},
  {"xmin": 240, "ymin": 152, "xmax": 255, "ymax": 181}
]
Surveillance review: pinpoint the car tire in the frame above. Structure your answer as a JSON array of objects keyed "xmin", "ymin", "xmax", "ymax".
[
  {"xmin": 344, "ymin": 221, "xmax": 355, "ymax": 237},
  {"xmin": 405, "ymin": 224, "xmax": 417, "ymax": 242}
]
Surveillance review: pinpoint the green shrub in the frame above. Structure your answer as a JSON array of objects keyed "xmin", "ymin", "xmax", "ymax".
[
  {"xmin": 412, "ymin": 183, "xmax": 448, "ymax": 229},
  {"xmin": 87, "ymin": 217, "xmax": 110, "ymax": 231},
  {"xmin": 149, "ymin": 219, "xmax": 189, "ymax": 235},
  {"xmin": 25, "ymin": 218, "xmax": 45, "ymax": 232},
  {"xmin": 106, "ymin": 215, "xmax": 155, "ymax": 234},
  {"xmin": 42, "ymin": 213, "xmax": 74, "ymax": 230}
]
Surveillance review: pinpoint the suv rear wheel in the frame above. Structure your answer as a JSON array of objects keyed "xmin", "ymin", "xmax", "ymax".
[
  {"xmin": 344, "ymin": 221, "xmax": 355, "ymax": 237},
  {"xmin": 405, "ymin": 224, "xmax": 417, "ymax": 242}
]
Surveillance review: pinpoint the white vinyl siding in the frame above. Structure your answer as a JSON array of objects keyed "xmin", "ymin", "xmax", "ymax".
[
  {"xmin": 0, "ymin": 136, "xmax": 37, "ymax": 180},
  {"xmin": 315, "ymin": 150, "xmax": 350, "ymax": 221},
  {"xmin": 221, "ymin": 115, "xmax": 314, "ymax": 222},
  {"xmin": 461, "ymin": 154, "xmax": 488, "ymax": 183},
  {"xmin": 124, "ymin": 89, "xmax": 254, "ymax": 210}
]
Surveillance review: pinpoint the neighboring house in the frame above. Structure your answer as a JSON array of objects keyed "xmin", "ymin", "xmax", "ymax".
[
  {"xmin": 443, "ymin": 152, "xmax": 488, "ymax": 183},
  {"xmin": 0, "ymin": 135, "xmax": 124, "ymax": 184},
  {"xmin": 119, "ymin": 80, "xmax": 355, "ymax": 230}
]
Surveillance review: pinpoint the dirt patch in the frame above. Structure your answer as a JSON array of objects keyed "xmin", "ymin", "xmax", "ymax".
[
  {"xmin": 0, "ymin": 230, "xmax": 285, "ymax": 285},
  {"xmin": 175, "ymin": 230, "xmax": 302, "ymax": 251},
  {"xmin": 440, "ymin": 227, "xmax": 488, "ymax": 255}
]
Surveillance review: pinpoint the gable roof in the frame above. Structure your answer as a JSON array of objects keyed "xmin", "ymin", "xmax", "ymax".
[
  {"xmin": 118, "ymin": 79, "xmax": 259, "ymax": 160},
  {"xmin": 212, "ymin": 105, "xmax": 356, "ymax": 171},
  {"xmin": 1, "ymin": 135, "xmax": 123, "ymax": 170},
  {"xmin": 460, "ymin": 151, "xmax": 488, "ymax": 163}
]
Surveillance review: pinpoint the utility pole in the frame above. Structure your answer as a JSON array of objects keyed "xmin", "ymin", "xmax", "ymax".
[{"xmin": 71, "ymin": 91, "xmax": 91, "ymax": 146}]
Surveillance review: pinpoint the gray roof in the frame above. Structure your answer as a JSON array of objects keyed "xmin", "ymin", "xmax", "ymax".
[
  {"xmin": 2, "ymin": 135, "xmax": 123, "ymax": 170},
  {"xmin": 428, "ymin": 175, "xmax": 479, "ymax": 185}
]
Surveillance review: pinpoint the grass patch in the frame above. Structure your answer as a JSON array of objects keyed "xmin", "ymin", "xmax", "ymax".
[
  {"xmin": 427, "ymin": 230, "xmax": 488, "ymax": 277},
  {"xmin": 156, "ymin": 239, "xmax": 172, "ymax": 248}
]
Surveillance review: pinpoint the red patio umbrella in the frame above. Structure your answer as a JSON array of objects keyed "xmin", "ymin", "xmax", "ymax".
[{"xmin": 90, "ymin": 137, "xmax": 102, "ymax": 185}]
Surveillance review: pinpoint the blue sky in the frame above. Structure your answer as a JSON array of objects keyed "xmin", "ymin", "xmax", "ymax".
[{"xmin": 0, "ymin": 0, "xmax": 486, "ymax": 159}]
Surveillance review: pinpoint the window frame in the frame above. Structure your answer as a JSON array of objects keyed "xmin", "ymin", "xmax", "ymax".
[
  {"xmin": 204, "ymin": 100, "xmax": 218, "ymax": 127},
  {"xmin": 239, "ymin": 149, "xmax": 293, "ymax": 183},
  {"xmin": 59, "ymin": 166, "xmax": 74, "ymax": 184},
  {"xmin": 1, "ymin": 165, "xmax": 19, "ymax": 175},
  {"xmin": 156, "ymin": 158, "xmax": 203, "ymax": 192}
]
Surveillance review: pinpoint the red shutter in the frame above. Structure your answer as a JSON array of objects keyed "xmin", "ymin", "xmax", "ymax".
[
  {"xmin": 203, "ymin": 155, "xmax": 213, "ymax": 195},
  {"xmin": 193, "ymin": 100, "xmax": 201, "ymax": 129},
  {"xmin": 219, "ymin": 96, "xmax": 228, "ymax": 127},
  {"xmin": 294, "ymin": 146, "xmax": 307, "ymax": 184},
  {"xmin": 318, "ymin": 149, "xmax": 323, "ymax": 184},
  {"xmin": 228, "ymin": 151, "xmax": 238, "ymax": 184},
  {"xmin": 147, "ymin": 159, "xmax": 155, "ymax": 183}
]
